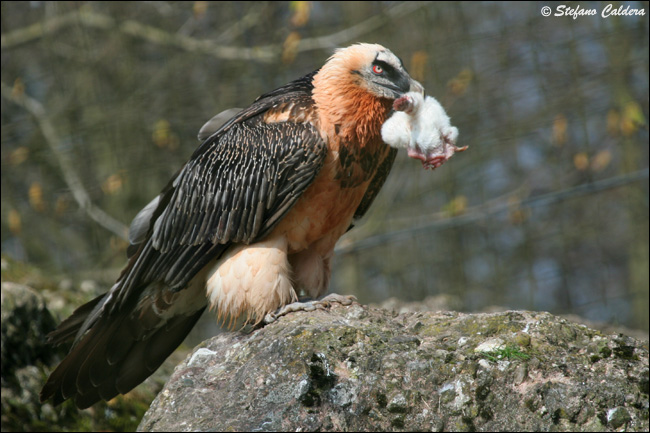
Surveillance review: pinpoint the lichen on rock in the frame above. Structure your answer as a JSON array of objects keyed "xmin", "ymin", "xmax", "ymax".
[{"xmin": 138, "ymin": 305, "xmax": 649, "ymax": 432}]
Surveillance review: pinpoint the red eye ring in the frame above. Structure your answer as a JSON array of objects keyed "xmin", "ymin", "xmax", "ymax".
[{"xmin": 372, "ymin": 64, "xmax": 383, "ymax": 74}]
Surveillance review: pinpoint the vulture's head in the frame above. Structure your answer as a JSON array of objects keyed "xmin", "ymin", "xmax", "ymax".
[
  {"xmin": 312, "ymin": 43, "xmax": 424, "ymax": 140},
  {"xmin": 325, "ymin": 43, "xmax": 423, "ymax": 100}
]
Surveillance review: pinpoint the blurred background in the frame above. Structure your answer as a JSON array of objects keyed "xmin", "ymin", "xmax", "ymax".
[{"xmin": 2, "ymin": 1, "xmax": 648, "ymax": 335}]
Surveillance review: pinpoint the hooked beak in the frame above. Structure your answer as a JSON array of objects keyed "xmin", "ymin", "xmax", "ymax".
[
  {"xmin": 375, "ymin": 75, "xmax": 424, "ymax": 99},
  {"xmin": 375, "ymin": 81, "xmax": 408, "ymax": 99},
  {"xmin": 408, "ymin": 78, "xmax": 424, "ymax": 95}
]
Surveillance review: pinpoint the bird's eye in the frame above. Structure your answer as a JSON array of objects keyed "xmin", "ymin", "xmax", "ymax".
[{"xmin": 372, "ymin": 64, "xmax": 383, "ymax": 75}]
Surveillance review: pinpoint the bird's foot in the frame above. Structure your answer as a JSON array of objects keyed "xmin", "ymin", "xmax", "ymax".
[
  {"xmin": 393, "ymin": 94, "xmax": 415, "ymax": 113},
  {"xmin": 263, "ymin": 293, "xmax": 357, "ymax": 324}
]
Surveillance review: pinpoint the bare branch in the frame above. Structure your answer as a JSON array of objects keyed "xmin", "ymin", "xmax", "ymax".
[
  {"xmin": 1, "ymin": 9, "xmax": 278, "ymax": 61},
  {"xmin": 1, "ymin": 81, "xmax": 129, "ymax": 240},
  {"xmin": 295, "ymin": 2, "xmax": 433, "ymax": 52},
  {"xmin": 2, "ymin": 3, "xmax": 432, "ymax": 60},
  {"xmin": 1, "ymin": 10, "xmax": 81, "ymax": 49},
  {"xmin": 336, "ymin": 168, "xmax": 650, "ymax": 255},
  {"xmin": 214, "ymin": 5, "xmax": 268, "ymax": 44}
]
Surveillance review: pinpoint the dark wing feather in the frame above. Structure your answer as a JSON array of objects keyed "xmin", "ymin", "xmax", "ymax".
[
  {"xmin": 41, "ymin": 70, "xmax": 327, "ymax": 408},
  {"xmin": 195, "ymin": 69, "xmax": 319, "ymax": 145},
  {"xmin": 44, "ymin": 293, "xmax": 106, "ymax": 345},
  {"xmin": 41, "ymin": 302, "xmax": 205, "ymax": 409},
  {"xmin": 152, "ymin": 121, "xmax": 326, "ymax": 253},
  {"xmin": 349, "ymin": 147, "xmax": 398, "ymax": 229},
  {"xmin": 197, "ymin": 108, "xmax": 243, "ymax": 141},
  {"xmin": 125, "ymin": 69, "xmax": 320, "ymax": 258}
]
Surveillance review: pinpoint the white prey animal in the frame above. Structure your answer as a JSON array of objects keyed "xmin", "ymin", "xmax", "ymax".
[{"xmin": 382, "ymin": 91, "xmax": 466, "ymax": 169}]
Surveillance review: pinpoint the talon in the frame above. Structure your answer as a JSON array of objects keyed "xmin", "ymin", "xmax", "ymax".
[
  {"xmin": 320, "ymin": 293, "xmax": 357, "ymax": 306},
  {"xmin": 262, "ymin": 293, "xmax": 357, "ymax": 325},
  {"xmin": 393, "ymin": 95, "xmax": 414, "ymax": 113}
]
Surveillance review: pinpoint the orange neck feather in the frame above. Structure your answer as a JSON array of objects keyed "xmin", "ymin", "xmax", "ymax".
[{"xmin": 312, "ymin": 63, "xmax": 391, "ymax": 148}]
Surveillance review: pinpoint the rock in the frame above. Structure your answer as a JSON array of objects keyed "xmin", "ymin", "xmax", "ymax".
[
  {"xmin": 607, "ymin": 407, "xmax": 632, "ymax": 429},
  {"xmin": 0, "ymin": 279, "xmax": 156, "ymax": 432},
  {"xmin": 138, "ymin": 305, "xmax": 649, "ymax": 432},
  {"xmin": 1, "ymin": 282, "xmax": 64, "ymax": 431},
  {"xmin": 1, "ymin": 282, "xmax": 59, "ymax": 381}
]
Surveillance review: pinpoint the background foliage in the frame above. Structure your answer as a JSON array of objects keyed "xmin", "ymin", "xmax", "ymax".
[{"xmin": 2, "ymin": 1, "xmax": 648, "ymax": 338}]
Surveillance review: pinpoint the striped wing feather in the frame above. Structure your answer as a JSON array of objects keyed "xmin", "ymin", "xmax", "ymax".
[{"xmin": 41, "ymin": 72, "xmax": 327, "ymax": 408}]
